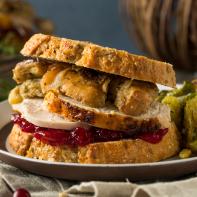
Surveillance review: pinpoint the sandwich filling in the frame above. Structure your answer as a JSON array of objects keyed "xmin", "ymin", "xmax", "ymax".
[
  {"xmin": 11, "ymin": 59, "xmax": 158, "ymax": 116},
  {"xmin": 11, "ymin": 98, "xmax": 169, "ymax": 147},
  {"xmin": 9, "ymin": 59, "xmax": 170, "ymax": 147},
  {"xmin": 12, "ymin": 113, "xmax": 168, "ymax": 147}
]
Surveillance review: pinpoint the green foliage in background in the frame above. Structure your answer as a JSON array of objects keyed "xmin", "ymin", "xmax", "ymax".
[
  {"xmin": 0, "ymin": 78, "xmax": 14, "ymax": 101},
  {"xmin": 0, "ymin": 32, "xmax": 23, "ymax": 56}
]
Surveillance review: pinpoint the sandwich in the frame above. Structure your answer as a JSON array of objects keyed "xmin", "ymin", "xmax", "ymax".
[{"xmin": 8, "ymin": 34, "xmax": 180, "ymax": 164}]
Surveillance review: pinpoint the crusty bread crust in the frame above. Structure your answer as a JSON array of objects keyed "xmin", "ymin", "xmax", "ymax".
[
  {"xmin": 8, "ymin": 123, "xmax": 180, "ymax": 164},
  {"xmin": 26, "ymin": 137, "xmax": 78, "ymax": 163},
  {"xmin": 8, "ymin": 125, "xmax": 78, "ymax": 162},
  {"xmin": 79, "ymin": 123, "xmax": 180, "ymax": 163},
  {"xmin": 44, "ymin": 91, "xmax": 171, "ymax": 131},
  {"xmin": 8, "ymin": 124, "xmax": 33, "ymax": 155},
  {"xmin": 21, "ymin": 34, "xmax": 176, "ymax": 87}
]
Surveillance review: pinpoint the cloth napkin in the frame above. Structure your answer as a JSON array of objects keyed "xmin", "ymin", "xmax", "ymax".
[
  {"xmin": 60, "ymin": 177, "xmax": 197, "ymax": 197},
  {"xmin": 0, "ymin": 160, "xmax": 76, "ymax": 197},
  {"xmin": 1, "ymin": 160, "xmax": 197, "ymax": 197}
]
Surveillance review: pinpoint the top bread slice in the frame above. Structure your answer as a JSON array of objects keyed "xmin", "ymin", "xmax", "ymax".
[{"xmin": 21, "ymin": 34, "xmax": 176, "ymax": 87}]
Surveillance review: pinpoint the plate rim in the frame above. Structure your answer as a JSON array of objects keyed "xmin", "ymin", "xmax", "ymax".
[{"xmin": 1, "ymin": 146, "xmax": 197, "ymax": 168}]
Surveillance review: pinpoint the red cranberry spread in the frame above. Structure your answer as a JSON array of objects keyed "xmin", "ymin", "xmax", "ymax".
[{"xmin": 12, "ymin": 114, "xmax": 168, "ymax": 147}]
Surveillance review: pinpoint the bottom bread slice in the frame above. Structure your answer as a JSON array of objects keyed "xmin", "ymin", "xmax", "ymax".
[{"xmin": 8, "ymin": 123, "xmax": 180, "ymax": 164}]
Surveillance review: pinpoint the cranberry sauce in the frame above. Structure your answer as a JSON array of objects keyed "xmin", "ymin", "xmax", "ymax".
[
  {"xmin": 137, "ymin": 129, "xmax": 168, "ymax": 144},
  {"xmin": 12, "ymin": 114, "xmax": 168, "ymax": 147}
]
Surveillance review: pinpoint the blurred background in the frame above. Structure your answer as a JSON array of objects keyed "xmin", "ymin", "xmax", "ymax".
[
  {"xmin": 28, "ymin": 0, "xmax": 139, "ymax": 53},
  {"xmin": 0, "ymin": 0, "xmax": 196, "ymax": 101}
]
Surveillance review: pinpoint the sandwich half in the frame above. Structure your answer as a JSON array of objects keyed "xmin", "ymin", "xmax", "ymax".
[{"xmin": 8, "ymin": 34, "xmax": 180, "ymax": 164}]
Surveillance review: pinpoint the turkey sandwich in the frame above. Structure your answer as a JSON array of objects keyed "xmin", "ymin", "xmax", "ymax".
[{"xmin": 8, "ymin": 34, "xmax": 180, "ymax": 164}]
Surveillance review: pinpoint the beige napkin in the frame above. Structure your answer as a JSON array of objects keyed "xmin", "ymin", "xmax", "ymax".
[
  {"xmin": 60, "ymin": 177, "xmax": 197, "ymax": 197},
  {"xmin": 0, "ymin": 160, "xmax": 75, "ymax": 197},
  {"xmin": 1, "ymin": 160, "xmax": 197, "ymax": 197}
]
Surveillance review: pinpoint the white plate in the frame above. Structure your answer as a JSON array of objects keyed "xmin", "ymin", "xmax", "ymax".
[{"xmin": 0, "ymin": 100, "xmax": 197, "ymax": 181}]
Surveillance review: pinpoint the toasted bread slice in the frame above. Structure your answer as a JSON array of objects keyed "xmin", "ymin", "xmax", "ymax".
[
  {"xmin": 8, "ymin": 123, "xmax": 180, "ymax": 164},
  {"xmin": 21, "ymin": 34, "xmax": 176, "ymax": 87},
  {"xmin": 78, "ymin": 123, "xmax": 180, "ymax": 163},
  {"xmin": 44, "ymin": 91, "xmax": 171, "ymax": 132},
  {"xmin": 8, "ymin": 124, "xmax": 78, "ymax": 162},
  {"xmin": 8, "ymin": 124, "xmax": 33, "ymax": 156}
]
